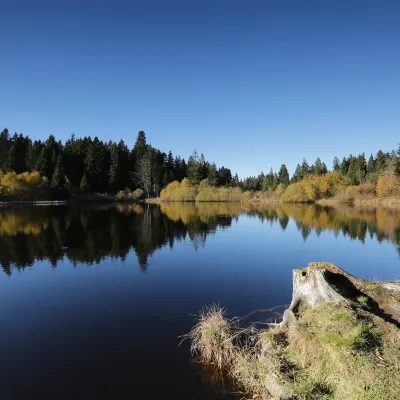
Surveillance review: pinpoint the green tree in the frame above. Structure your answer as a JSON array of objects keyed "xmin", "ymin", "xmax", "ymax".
[
  {"xmin": 375, "ymin": 150, "xmax": 386, "ymax": 173},
  {"xmin": 187, "ymin": 150, "xmax": 201, "ymax": 185},
  {"xmin": 333, "ymin": 157, "xmax": 340, "ymax": 172},
  {"xmin": 347, "ymin": 157, "xmax": 359, "ymax": 185},
  {"xmin": 51, "ymin": 154, "xmax": 66, "ymax": 191},
  {"xmin": 300, "ymin": 158, "xmax": 310, "ymax": 178},
  {"xmin": 109, "ymin": 143, "xmax": 120, "ymax": 191},
  {"xmin": 291, "ymin": 164, "xmax": 302, "ymax": 182},
  {"xmin": 217, "ymin": 166, "xmax": 232, "ymax": 186},
  {"xmin": 340, "ymin": 157, "xmax": 349, "ymax": 176},
  {"xmin": 278, "ymin": 164, "xmax": 289, "ymax": 186},
  {"xmin": 367, "ymin": 154, "xmax": 375, "ymax": 174},
  {"xmin": 0, "ymin": 128, "xmax": 10, "ymax": 171},
  {"xmin": 131, "ymin": 130, "xmax": 147, "ymax": 170},
  {"xmin": 263, "ymin": 168, "xmax": 276, "ymax": 189},
  {"xmin": 356, "ymin": 153, "xmax": 367, "ymax": 183},
  {"xmin": 207, "ymin": 163, "xmax": 218, "ymax": 186}
]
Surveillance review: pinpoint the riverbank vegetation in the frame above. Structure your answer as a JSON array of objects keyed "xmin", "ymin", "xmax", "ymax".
[
  {"xmin": 1, "ymin": 127, "xmax": 400, "ymax": 203},
  {"xmin": 187, "ymin": 264, "xmax": 400, "ymax": 399}
]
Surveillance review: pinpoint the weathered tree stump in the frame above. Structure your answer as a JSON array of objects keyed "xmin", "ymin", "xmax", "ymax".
[{"xmin": 280, "ymin": 262, "xmax": 350, "ymax": 328}]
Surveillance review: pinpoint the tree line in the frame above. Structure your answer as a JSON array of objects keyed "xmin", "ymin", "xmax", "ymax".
[
  {"xmin": 0, "ymin": 128, "xmax": 237, "ymax": 199},
  {"xmin": 1, "ymin": 127, "xmax": 399, "ymax": 199},
  {"xmin": 241, "ymin": 151, "xmax": 400, "ymax": 192}
]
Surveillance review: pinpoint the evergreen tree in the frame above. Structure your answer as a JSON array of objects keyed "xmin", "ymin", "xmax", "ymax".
[
  {"xmin": 0, "ymin": 128, "xmax": 10, "ymax": 171},
  {"xmin": 356, "ymin": 153, "xmax": 367, "ymax": 183},
  {"xmin": 375, "ymin": 150, "xmax": 386, "ymax": 173},
  {"xmin": 207, "ymin": 163, "xmax": 218, "ymax": 186},
  {"xmin": 347, "ymin": 157, "xmax": 359, "ymax": 185},
  {"xmin": 313, "ymin": 158, "xmax": 324, "ymax": 175},
  {"xmin": 395, "ymin": 145, "xmax": 400, "ymax": 176},
  {"xmin": 109, "ymin": 143, "xmax": 120, "ymax": 191},
  {"xmin": 367, "ymin": 154, "xmax": 375, "ymax": 174},
  {"xmin": 131, "ymin": 130, "xmax": 147, "ymax": 171},
  {"xmin": 291, "ymin": 164, "xmax": 302, "ymax": 182},
  {"xmin": 51, "ymin": 154, "xmax": 66, "ymax": 190},
  {"xmin": 217, "ymin": 166, "xmax": 232, "ymax": 186},
  {"xmin": 187, "ymin": 150, "xmax": 201, "ymax": 185},
  {"xmin": 340, "ymin": 157, "xmax": 349, "ymax": 176},
  {"xmin": 278, "ymin": 164, "xmax": 289, "ymax": 186},
  {"xmin": 333, "ymin": 157, "xmax": 340, "ymax": 172},
  {"xmin": 117, "ymin": 140, "xmax": 131, "ymax": 189},
  {"xmin": 300, "ymin": 158, "xmax": 310, "ymax": 178}
]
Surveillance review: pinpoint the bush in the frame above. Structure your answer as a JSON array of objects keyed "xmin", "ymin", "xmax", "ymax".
[
  {"xmin": 0, "ymin": 171, "xmax": 50, "ymax": 200},
  {"xmin": 274, "ymin": 184, "xmax": 286, "ymax": 197},
  {"xmin": 376, "ymin": 173, "xmax": 400, "ymax": 197},
  {"xmin": 281, "ymin": 181, "xmax": 315, "ymax": 203},
  {"xmin": 115, "ymin": 188, "xmax": 144, "ymax": 201},
  {"xmin": 319, "ymin": 172, "xmax": 346, "ymax": 198}
]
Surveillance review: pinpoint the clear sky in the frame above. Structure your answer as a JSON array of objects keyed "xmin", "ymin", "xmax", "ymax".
[{"xmin": 1, "ymin": 0, "xmax": 399, "ymax": 177}]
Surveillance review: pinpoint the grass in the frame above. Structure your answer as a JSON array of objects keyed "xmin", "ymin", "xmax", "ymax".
[
  {"xmin": 188, "ymin": 300, "xmax": 400, "ymax": 400},
  {"xmin": 187, "ymin": 304, "xmax": 236, "ymax": 370}
]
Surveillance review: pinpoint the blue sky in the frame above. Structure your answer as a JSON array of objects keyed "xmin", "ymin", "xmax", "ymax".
[{"xmin": 1, "ymin": 0, "xmax": 399, "ymax": 177}]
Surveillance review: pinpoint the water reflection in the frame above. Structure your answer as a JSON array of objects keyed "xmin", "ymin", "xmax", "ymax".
[{"xmin": 1, "ymin": 202, "xmax": 400, "ymax": 275}]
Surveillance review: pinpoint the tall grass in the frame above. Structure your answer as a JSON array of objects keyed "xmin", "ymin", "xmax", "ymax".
[{"xmin": 188, "ymin": 300, "xmax": 400, "ymax": 400}]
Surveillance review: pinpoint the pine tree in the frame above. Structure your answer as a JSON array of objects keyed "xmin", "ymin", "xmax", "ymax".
[
  {"xmin": 375, "ymin": 150, "xmax": 386, "ymax": 173},
  {"xmin": 333, "ymin": 157, "xmax": 340, "ymax": 172},
  {"xmin": 356, "ymin": 153, "xmax": 367, "ymax": 183},
  {"xmin": 51, "ymin": 154, "xmax": 66, "ymax": 190},
  {"xmin": 278, "ymin": 164, "xmax": 289, "ymax": 186},
  {"xmin": 187, "ymin": 150, "xmax": 201, "ymax": 185},
  {"xmin": 109, "ymin": 143, "xmax": 120, "ymax": 191},
  {"xmin": 395, "ymin": 145, "xmax": 400, "ymax": 176},
  {"xmin": 0, "ymin": 128, "xmax": 10, "ymax": 171},
  {"xmin": 207, "ymin": 163, "xmax": 218, "ymax": 186},
  {"xmin": 300, "ymin": 158, "xmax": 310, "ymax": 178},
  {"xmin": 292, "ymin": 164, "xmax": 302, "ymax": 182},
  {"xmin": 340, "ymin": 157, "xmax": 349, "ymax": 176},
  {"xmin": 347, "ymin": 157, "xmax": 359, "ymax": 185},
  {"xmin": 313, "ymin": 158, "xmax": 324, "ymax": 175},
  {"xmin": 367, "ymin": 154, "xmax": 375, "ymax": 174}
]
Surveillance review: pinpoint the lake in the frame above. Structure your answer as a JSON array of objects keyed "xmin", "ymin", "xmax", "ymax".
[{"xmin": 1, "ymin": 202, "xmax": 400, "ymax": 399}]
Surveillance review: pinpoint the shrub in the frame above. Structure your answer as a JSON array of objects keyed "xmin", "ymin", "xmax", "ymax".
[
  {"xmin": 195, "ymin": 186, "xmax": 220, "ymax": 202},
  {"xmin": 376, "ymin": 173, "xmax": 400, "ymax": 197},
  {"xmin": 281, "ymin": 181, "xmax": 314, "ymax": 203},
  {"xmin": 0, "ymin": 171, "xmax": 49, "ymax": 199},
  {"xmin": 241, "ymin": 191, "xmax": 252, "ymax": 202},
  {"xmin": 274, "ymin": 184, "xmax": 286, "ymax": 197},
  {"xmin": 319, "ymin": 172, "xmax": 346, "ymax": 198},
  {"xmin": 115, "ymin": 188, "xmax": 144, "ymax": 201},
  {"xmin": 357, "ymin": 181, "xmax": 376, "ymax": 196}
]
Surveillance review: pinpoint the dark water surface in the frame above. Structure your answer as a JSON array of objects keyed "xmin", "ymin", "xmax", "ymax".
[{"xmin": 1, "ymin": 203, "xmax": 400, "ymax": 399}]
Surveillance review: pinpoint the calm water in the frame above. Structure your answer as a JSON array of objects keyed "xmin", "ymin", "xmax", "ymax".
[{"xmin": 1, "ymin": 203, "xmax": 400, "ymax": 399}]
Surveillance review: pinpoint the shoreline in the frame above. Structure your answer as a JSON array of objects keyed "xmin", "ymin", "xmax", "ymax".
[
  {"xmin": 188, "ymin": 263, "xmax": 400, "ymax": 399},
  {"xmin": 148, "ymin": 196, "xmax": 400, "ymax": 208},
  {"xmin": 0, "ymin": 199, "xmax": 143, "ymax": 208}
]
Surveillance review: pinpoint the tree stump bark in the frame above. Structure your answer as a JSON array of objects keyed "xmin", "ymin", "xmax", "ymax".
[{"xmin": 280, "ymin": 262, "xmax": 349, "ymax": 328}]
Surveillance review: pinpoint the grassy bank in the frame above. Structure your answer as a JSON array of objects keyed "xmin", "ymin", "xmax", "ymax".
[{"xmin": 187, "ymin": 265, "xmax": 400, "ymax": 399}]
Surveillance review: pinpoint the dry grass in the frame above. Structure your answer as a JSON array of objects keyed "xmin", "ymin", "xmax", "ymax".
[
  {"xmin": 188, "ymin": 304, "xmax": 236, "ymax": 370},
  {"xmin": 188, "ymin": 299, "xmax": 400, "ymax": 400}
]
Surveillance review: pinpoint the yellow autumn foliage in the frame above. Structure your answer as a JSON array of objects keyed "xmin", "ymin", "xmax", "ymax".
[
  {"xmin": 0, "ymin": 171, "xmax": 49, "ymax": 199},
  {"xmin": 376, "ymin": 173, "xmax": 400, "ymax": 197},
  {"xmin": 281, "ymin": 173, "xmax": 346, "ymax": 203}
]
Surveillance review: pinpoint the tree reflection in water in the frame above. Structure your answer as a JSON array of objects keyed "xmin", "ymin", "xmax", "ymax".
[{"xmin": 1, "ymin": 203, "xmax": 400, "ymax": 275}]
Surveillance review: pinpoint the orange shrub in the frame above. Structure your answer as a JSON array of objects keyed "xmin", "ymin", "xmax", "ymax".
[{"xmin": 376, "ymin": 173, "xmax": 400, "ymax": 197}]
